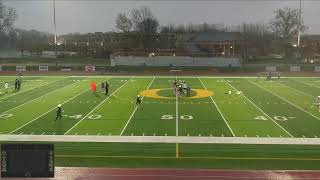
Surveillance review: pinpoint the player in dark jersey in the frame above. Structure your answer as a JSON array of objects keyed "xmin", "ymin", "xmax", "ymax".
[
  {"xmin": 105, "ymin": 81, "xmax": 109, "ymax": 95},
  {"xmin": 17, "ymin": 79, "xmax": 21, "ymax": 90},
  {"xmin": 55, "ymin": 104, "xmax": 63, "ymax": 121},
  {"xmin": 15, "ymin": 79, "xmax": 19, "ymax": 91}
]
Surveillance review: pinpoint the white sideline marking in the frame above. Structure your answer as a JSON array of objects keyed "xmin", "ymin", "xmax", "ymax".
[
  {"xmin": 120, "ymin": 77, "xmax": 155, "ymax": 136},
  {"xmin": 224, "ymin": 80, "xmax": 294, "ymax": 138},
  {"xmin": 9, "ymin": 80, "xmax": 92, "ymax": 134},
  {"xmin": 65, "ymin": 77, "xmax": 132, "ymax": 135},
  {"xmin": 198, "ymin": 78, "xmax": 235, "ymax": 137},
  {"xmin": 1, "ymin": 78, "xmax": 77, "ymax": 115},
  {"xmin": 4, "ymin": 134, "xmax": 320, "ymax": 145},
  {"xmin": 250, "ymin": 80, "xmax": 320, "ymax": 122}
]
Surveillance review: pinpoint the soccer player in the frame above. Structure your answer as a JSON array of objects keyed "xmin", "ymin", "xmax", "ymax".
[
  {"xmin": 277, "ymin": 73, "xmax": 281, "ymax": 81},
  {"xmin": 14, "ymin": 79, "xmax": 19, "ymax": 91},
  {"xmin": 101, "ymin": 82, "xmax": 105, "ymax": 93},
  {"xmin": 178, "ymin": 85, "xmax": 183, "ymax": 98},
  {"xmin": 186, "ymin": 86, "xmax": 191, "ymax": 97},
  {"xmin": 4, "ymin": 82, "xmax": 9, "ymax": 93},
  {"xmin": 136, "ymin": 95, "xmax": 142, "ymax": 108},
  {"xmin": 173, "ymin": 80, "xmax": 178, "ymax": 92},
  {"xmin": 17, "ymin": 79, "xmax": 21, "ymax": 91},
  {"xmin": 182, "ymin": 81, "xmax": 187, "ymax": 93},
  {"xmin": 91, "ymin": 81, "xmax": 97, "ymax": 94},
  {"xmin": 105, "ymin": 81, "xmax": 109, "ymax": 95},
  {"xmin": 55, "ymin": 104, "xmax": 63, "ymax": 121}
]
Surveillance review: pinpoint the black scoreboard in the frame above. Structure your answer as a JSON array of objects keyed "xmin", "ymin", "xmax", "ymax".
[{"xmin": 1, "ymin": 144, "xmax": 54, "ymax": 178}]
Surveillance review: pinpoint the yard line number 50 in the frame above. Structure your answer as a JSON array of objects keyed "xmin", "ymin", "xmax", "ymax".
[{"xmin": 161, "ymin": 115, "xmax": 194, "ymax": 120}]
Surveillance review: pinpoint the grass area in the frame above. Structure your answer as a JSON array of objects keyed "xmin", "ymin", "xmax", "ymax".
[{"xmin": 1, "ymin": 75, "xmax": 320, "ymax": 169}]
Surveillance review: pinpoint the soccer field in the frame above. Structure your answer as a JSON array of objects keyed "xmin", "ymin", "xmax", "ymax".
[
  {"xmin": 1, "ymin": 75, "xmax": 320, "ymax": 169},
  {"xmin": 0, "ymin": 75, "xmax": 320, "ymax": 137}
]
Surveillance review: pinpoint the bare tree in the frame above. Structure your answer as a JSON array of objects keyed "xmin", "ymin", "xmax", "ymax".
[
  {"xmin": 131, "ymin": 6, "xmax": 159, "ymax": 33},
  {"xmin": 270, "ymin": 7, "xmax": 307, "ymax": 58},
  {"xmin": 0, "ymin": 1, "xmax": 17, "ymax": 33},
  {"xmin": 115, "ymin": 13, "xmax": 132, "ymax": 33}
]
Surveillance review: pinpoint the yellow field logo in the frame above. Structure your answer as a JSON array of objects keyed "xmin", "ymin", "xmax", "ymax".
[{"xmin": 139, "ymin": 88, "xmax": 214, "ymax": 99}]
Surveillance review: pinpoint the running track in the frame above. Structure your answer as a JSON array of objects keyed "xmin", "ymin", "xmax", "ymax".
[{"xmin": 5, "ymin": 168, "xmax": 320, "ymax": 180}]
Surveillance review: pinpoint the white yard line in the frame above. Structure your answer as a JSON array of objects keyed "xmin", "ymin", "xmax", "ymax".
[
  {"xmin": 9, "ymin": 80, "xmax": 91, "ymax": 134},
  {"xmin": 198, "ymin": 78, "xmax": 235, "ymax": 137},
  {"xmin": 224, "ymin": 80, "xmax": 294, "ymax": 137},
  {"xmin": 1, "ymin": 78, "xmax": 75, "ymax": 114},
  {"xmin": 176, "ymin": 76, "xmax": 179, "ymax": 137},
  {"xmin": 250, "ymin": 80, "xmax": 320, "ymax": 121},
  {"xmin": 120, "ymin": 77, "xmax": 155, "ymax": 136},
  {"xmin": 64, "ymin": 77, "xmax": 133, "ymax": 135},
  {"xmin": 278, "ymin": 82, "xmax": 315, "ymax": 98},
  {"xmin": 295, "ymin": 79, "xmax": 320, "ymax": 89},
  {"xmin": 0, "ymin": 77, "xmax": 68, "ymax": 101}
]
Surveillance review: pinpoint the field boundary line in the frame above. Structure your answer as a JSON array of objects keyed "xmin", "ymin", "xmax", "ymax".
[
  {"xmin": 9, "ymin": 78, "xmax": 93, "ymax": 134},
  {"xmin": 198, "ymin": 78, "xmax": 235, "ymax": 137},
  {"xmin": 3, "ymin": 134, "xmax": 320, "ymax": 145},
  {"xmin": 55, "ymin": 154, "xmax": 320, "ymax": 161},
  {"xmin": 224, "ymin": 79, "xmax": 294, "ymax": 137},
  {"xmin": 0, "ymin": 77, "xmax": 68, "ymax": 101},
  {"xmin": 64, "ymin": 77, "xmax": 133, "ymax": 135},
  {"xmin": 1, "ymin": 77, "xmax": 74, "ymax": 114},
  {"xmin": 250, "ymin": 80, "xmax": 320, "ymax": 121},
  {"xmin": 120, "ymin": 77, "xmax": 155, "ymax": 136}
]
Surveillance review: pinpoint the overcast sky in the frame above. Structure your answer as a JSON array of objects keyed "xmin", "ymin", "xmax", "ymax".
[{"xmin": 4, "ymin": 0, "xmax": 320, "ymax": 35}]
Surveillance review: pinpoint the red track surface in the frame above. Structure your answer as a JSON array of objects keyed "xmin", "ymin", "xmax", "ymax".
[
  {"xmin": 55, "ymin": 168, "xmax": 320, "ymax": 180},
  {"xmin": 4, "ymin": 167, "xmax": 320, "ymax": 180}
]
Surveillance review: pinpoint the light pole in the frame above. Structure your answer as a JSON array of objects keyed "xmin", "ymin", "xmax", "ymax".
[
  {"xmin": 297, "ymin": 0, "xmax": 302, "ymax": 59},
  {"xmin": 53, "ymin": 0, "xmax": 57, "ymax": 57}
]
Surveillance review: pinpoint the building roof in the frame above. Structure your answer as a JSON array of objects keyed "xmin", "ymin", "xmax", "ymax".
[{"xmin": 190, "ymin": 32, "xmax": 242, "ymax": 43}]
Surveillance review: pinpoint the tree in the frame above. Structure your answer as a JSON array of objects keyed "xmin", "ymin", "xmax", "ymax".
[
  {"xmin": 0, "ymin": 1, "xmax": 17, "ymax": 33},
  {"xmin": 236, "ymin": 22, "xmax": 273, "ymax": 58},
  {"xmin": 137, "ymin": 18, "xmax": 159, "ymax": 33},
  {"xmin": 131, "ymin": 6, "xmax": 159, "ymax": 33},
  {"xmin": 269, "ymin": 7, "xmax": 307, "ymax": 57},
  {"xmin": 115, "ymin": 13, "xmax": 132, "ymax": 33}
]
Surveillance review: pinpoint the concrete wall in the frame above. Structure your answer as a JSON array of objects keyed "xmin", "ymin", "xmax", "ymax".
[{"xmin": 111, "ymin": 56, "xmax": 241, "ymax": 67}]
